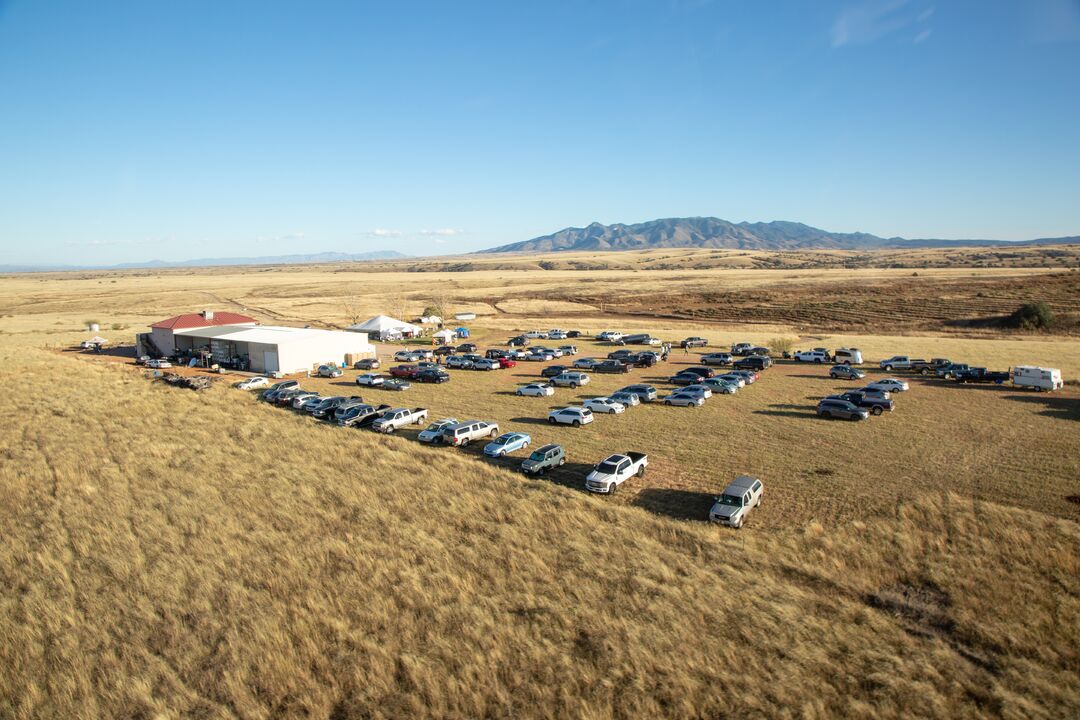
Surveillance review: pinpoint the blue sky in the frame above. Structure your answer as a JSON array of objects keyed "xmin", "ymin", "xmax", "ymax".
[{"xmin": 1, "ymin": 0, "xmax": 1078, "ymax": 264}]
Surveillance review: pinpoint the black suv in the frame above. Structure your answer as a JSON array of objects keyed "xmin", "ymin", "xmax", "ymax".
[
  {"xmin": 734, "ymin": 356, "xmax": 771, "ymax": 371},
  {"xmin": 541, "ymin": 364, "xmax": 570, "ymax": 378},
  {"xmin": 417, "ymin": 368, "xmax": 451, "ymax": 384},
  {"xmin": 628, "ymin": 352, "xmax": 658, "ymax": 367}
]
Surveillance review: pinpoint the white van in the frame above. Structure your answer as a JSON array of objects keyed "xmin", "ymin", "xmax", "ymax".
[
  {"xmin": 1012, "ymin": 366, "xmax": 1063, "ymax": 392},
  {"xmin": 833, "ymin": 347, "xmax": 863, "ymax": 365}
]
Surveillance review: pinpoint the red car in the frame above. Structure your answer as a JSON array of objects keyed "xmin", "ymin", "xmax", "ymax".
[
  {"xmin": 389, "ymin": 364, "xmax": 420, "ymax": 379},
  {"xmin": 498, "ymin": 357, "xmax": 517, "ymax": 369}
]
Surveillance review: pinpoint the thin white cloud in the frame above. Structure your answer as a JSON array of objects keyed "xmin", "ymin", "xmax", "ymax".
[
  {"xmin": 431, "ymin": 238, "xmax": 448, "ymax": 245},
  {"xmin": 420, "ymin": 228, "xmax": 465, "ymax": 237},
  {"xmin": 832, "ymin": 0, "xmax": 936, "ymax": 47},
  {"xmin": 368, "ymin": 228, "xmax": 403, "ymax": 238},
  {"xmin": 65, "ymin": 238, "xmax": 134, "ymax": 247}
]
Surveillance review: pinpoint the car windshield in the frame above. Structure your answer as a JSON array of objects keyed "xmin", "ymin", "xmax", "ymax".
[
  {"xmin": 493, "ymin": 436, "xmax": 509, "ymax": 445},
  {"xmin": 528, "ymin": 451, "xmax": 546, "ymax": 462},
  {"xmin": 596, "ymin": 461, "xmax": 620, "ymax": 474},
  {"xmin": 716, "ymin": 494, "xmax": 743, "ymax": 507}
]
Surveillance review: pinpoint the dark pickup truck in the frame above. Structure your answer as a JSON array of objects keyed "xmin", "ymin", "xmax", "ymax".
[
  {"xmin": 336, "ymin": 403, "xmax": 392, "ymax": 428},
  {"xmin": 593, "ymin": 360, "xmax": 631, "ymax": 374},
  {"xmin": 954, "ymin": 368, "xmax": 1010, "ymax": 384},
  {"xmin": 829, "ymin": 391, "xmax": 894, "ymax": 415},
  {"xmin": 909, "ymin": 358, "xmax": 952, "ymax": 375}
]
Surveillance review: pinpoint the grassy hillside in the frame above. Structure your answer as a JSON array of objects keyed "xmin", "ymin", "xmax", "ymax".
[
  {"xmin": 1, "ymin": 259, "xmax": 1078, "ymax": 718},
  {"xmin": 0, "ymin": 331, "xmax": 1078, "ymax": 718}
]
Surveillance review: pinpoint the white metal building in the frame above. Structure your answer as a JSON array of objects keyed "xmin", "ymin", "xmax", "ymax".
[{"xmin": 173, "ymin": 325, "xmax": 375, "ymax": 374}]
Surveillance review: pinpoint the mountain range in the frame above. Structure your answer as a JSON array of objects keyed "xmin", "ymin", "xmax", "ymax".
[
  {"xmin": 0, "ymin": 250, "xmax": 408, "ymax": 274},
  {"xmin": 480, "ymin": 217, "xmax": 1080, "ymax": 254}
]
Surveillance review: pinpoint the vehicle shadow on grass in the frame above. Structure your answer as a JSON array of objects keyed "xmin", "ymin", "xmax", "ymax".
[
  {"xmin": 1001, "ymin": 393, "xmax": 1080, "ymax": 421},
  {"xmin": 945, "ymin": 382, "xmax": 1011, "ymax": 392},
  {"xmin": 753, "ymin": 403, "xmax": 818, "ymax": 419},
  {"xmin": 543, "ymin": 463, "xmax": 594, "ymax": 493},
  {"xmin": 509, "ymin": 416, "xmax": 555, "ymax": 426},
  {"xmin": 632, "ymin": 488, "xmax": 714, "ymax": 522}
]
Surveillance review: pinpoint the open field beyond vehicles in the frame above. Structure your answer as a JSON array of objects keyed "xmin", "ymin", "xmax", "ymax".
[{"xmin": 1, "ymin": 254, "xmax": 1079, "ymax": 718}]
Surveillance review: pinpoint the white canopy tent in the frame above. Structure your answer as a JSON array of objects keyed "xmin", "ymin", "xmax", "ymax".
[
  {"xmin": 347, "ymin": 315, "xmax": 423, "ymax": 340},
  {"xmin": 432, "ymin": 328, "xmax": 456, "ymax": 345}
]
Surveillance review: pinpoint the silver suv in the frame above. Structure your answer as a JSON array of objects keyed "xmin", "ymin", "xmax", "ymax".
[{"xmin": 709, "ymin": 476, "xmax": 763, "ymax": 528}]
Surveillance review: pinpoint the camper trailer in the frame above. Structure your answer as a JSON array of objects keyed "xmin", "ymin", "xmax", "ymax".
[
  {"xmin": 833, "ymin": 348, "xmax": 864, "ymax": 365},
  {"xmin": 1012, "ymin": 366, "xmax": 1063, "ymax": 392}
]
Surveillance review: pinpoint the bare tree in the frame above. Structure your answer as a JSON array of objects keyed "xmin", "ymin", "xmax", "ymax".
[
  {"xmin": 342, "ymin": 289, "xmax": 364, "ymax": 326},
  {"xmin": 387, "ymin": 290, "xmax": 410, "ymax": 321},
  {"xmin": 429, "ymin": 291, "xmax": 453, "ymax": 325}
]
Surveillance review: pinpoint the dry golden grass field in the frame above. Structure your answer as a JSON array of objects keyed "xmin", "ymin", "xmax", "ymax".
[{"xmin": 1, "ymin": 249, "xmax": 1078, "ymax": 718}]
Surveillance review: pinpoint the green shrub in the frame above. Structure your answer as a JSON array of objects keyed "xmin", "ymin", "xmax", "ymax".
[
  {"xmin": 1009, "ymin": 302, "xmax": 1054, "ymax": 330},
  {"xmin": 768, "ymin": 336, "xmax": 797, "ymax": 356}
]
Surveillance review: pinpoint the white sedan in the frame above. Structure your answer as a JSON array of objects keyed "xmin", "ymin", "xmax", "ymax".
[
  {"xmin": 573, "ymin": 357, "xmax": 600, "ymax": 370},
  {"xmin": 145, "ymin": 358, "xmax": 172, "ymax": 368},
  {"xmin": 865, "ymin": 378, "xmax": 910, "ymax": 393},
  {"xmin": 235, "ymin": 376, "xmax": 269, "ymax": 390},
  {"xmin": 517, "ymin": 383, "xmax": 555, "ymax": 397},
  {"xmin": 584, "ymin": 397, "xmax": 626, "ymax": 414},
  {"xmin": 355, "ymin": 373, "xmax": 385, "ymax": 386}
]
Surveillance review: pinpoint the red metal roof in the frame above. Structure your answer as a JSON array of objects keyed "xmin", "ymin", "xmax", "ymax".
[{"xmin": 151, "ymin": 311, "xmax": 258, "ymax": 330}]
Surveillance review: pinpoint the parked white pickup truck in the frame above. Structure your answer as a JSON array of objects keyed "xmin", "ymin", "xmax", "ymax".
[
  {"xmin": 371, "ymin": 407, "xmax": 429, "ymax": 433},
  {"xmin": 585, "ymin": 452, "xmax": 648, "ymax": 494}
]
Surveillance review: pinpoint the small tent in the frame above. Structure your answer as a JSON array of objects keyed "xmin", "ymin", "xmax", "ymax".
[
  {"xmin": 454, "ymin": 327, "xmax": 470, "ymax": 338},
  {"xmin": 432, "ymin": 329, "xmax": 456, "ymax": 345},
  {"xmin": 347, "ymin": 315, "xmax": 422, "ymax": 341}
]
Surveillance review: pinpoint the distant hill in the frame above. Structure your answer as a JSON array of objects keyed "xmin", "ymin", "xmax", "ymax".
[
  {"xmin": 0, "ymin": 250, "xmax": 408, "ymax": 274},
  {"xmin": 480, "ymin": 217, "xmax": 1080, "ymax": 254}
]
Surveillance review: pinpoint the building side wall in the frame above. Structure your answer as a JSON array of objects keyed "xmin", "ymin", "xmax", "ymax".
[
  {"xmin": 276, "ymin": 334, "xmax": 374, "ymax": 374},
  {"xmin": 150, "ymin": 327, "xmax": 176, "ymax": 356}
]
